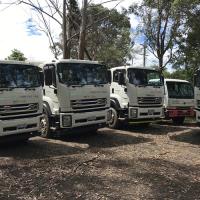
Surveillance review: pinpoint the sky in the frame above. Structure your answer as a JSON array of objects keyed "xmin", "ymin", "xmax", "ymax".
[{"xmin": 0, "ymin": 0, "xmax": 158, "ymax": 67}]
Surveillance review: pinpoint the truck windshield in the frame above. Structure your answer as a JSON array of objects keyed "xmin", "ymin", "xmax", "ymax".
[
  {"xmin": 166, "ymin": 81, "xmax": 194, "ymax": 99},
  {"xmin": 0, "ymin": 64, "xmax": 40, "ymax": 88},
  {"xmin": 57, "ymin": 63, "xmax": 108, "ymax": 85},
  {"xmin": 128, "ymin": 68, "xmax": 162, "ymax": 86}
]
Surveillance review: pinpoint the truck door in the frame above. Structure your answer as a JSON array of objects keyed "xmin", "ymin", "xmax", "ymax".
[
  {"xmin": 111, "ymin": 69, "xmax": 128, "ymax": 105},
  {"xmin": 43, "ymin": 64, "xmax": 59, "ymax": 109}
]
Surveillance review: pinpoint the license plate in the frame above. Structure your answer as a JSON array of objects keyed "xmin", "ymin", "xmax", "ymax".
[
  {"xmin": 17, "ymin": 124, "xmax": 27, "ymax": 129},
  {"xmin": 148, "ymin": 109, "xmax": 154, "ymax": 115},
  {"xmin": 87, "ymin": 116, "xmax": 96, "ymax": 121}
]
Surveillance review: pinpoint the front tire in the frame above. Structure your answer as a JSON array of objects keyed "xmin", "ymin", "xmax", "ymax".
[
  {"xmin": 108, "ymin": 107, "xmax": 119, "ymax": 129},
  {"xmin": 40, "ymin": 108, "xmax": 52, "ymax": 138}
]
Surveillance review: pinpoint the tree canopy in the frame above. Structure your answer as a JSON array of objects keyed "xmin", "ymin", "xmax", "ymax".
[
  {"xmin": 128, "ymin": 0, "xmax": 186, "ymax": 71},
  {"xmin": 6, "ymin": 49, "xmax": 27, "ymax": 61},
  {"xmin": 173, "ymin": 0, "xmax": 200, "ymax": 72},
  {"xmin": 69, "ymin": 5, "xmax": 131, "ymax": 67}
]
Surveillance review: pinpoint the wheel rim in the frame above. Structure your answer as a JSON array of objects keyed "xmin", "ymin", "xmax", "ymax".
[
  {"xmin": 109, "ymin": 108, "xmax": 116, "ymax": 126},
  {"xmin": 40, "ymin": 115, "xmax": 48, "ymax": 135}
]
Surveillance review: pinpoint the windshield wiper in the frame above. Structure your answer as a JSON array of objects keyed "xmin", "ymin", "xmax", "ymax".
[
  {"xmin": 94, "ymin": 83, "xmax": 104, "ymax": 87},
  {"xmin": 70, "ymin": 83, "xmax": 86, "ymax": 87},
  {"xmin": 137, "ymin": 84, "xmax": 147, "ymax": 87},
  {"xmin": 0, "ymin": 88, "xmax": 15, "ymax": 91},
  {"xmin": 24, "ymin": 87, "xmax": 36, "ymax": 90}
]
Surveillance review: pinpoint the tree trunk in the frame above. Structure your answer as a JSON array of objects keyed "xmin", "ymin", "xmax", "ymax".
[
  {"xmin": 62, "ymin": 0, "xmax": 67, "ymax": 59},
  {"xmin": 66, "ymin": 3, "xmax": 71, "ymax": 59},
  {"xmin": 78, "ymin": 0, "xmax": 87, "ymax": 60},
  {"xmin": 159, "ymin": 56, "xmax": 163, "ymax": 72}
]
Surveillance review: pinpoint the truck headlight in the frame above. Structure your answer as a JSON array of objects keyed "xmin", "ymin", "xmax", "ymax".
[
  {"xmin": 162, "ymin": 108, "xmax": 165, "ymax": 117},
  {"xmin": 130, "ymin": 108, "xmax": 137, "ymax": 118},
  {"xmin": 197, "ymin": 100, "xmax": 200, "ymax": 107},
  {"xmin": 107, "ymin": 109, "xmax": 112, "ymax": 121},
  {"xmin": 62, "ymin": 115, "xmax": 72, "ymax": 127}
]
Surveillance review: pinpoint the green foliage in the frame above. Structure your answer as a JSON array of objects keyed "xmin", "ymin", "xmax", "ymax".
[
  {"xmin": 163, "ymin": 70, "xmax": 171, "ymax": 78},
  {"xmin": 174, "ymin": 1, "xmax": 200, "ymax": 71},
  {"xmin": 6, "ymin": 49, "xmax": 27, "ymax": 61},
  {"xmin": 85, "ymin": 5, "xmax": 131, "ymax": 67},
  {"xmin": 58, "ymin": 5, "xmax": 131, "ymax": 67},
  {"xmin": 128, "ymin": 0, "xmax": 185, "ymax": 71},
  {"xmin": 163, "ymin": 68, "xmax": 194, "ymax": 83}
]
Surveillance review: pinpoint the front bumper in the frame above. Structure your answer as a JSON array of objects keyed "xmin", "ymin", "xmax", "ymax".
[
  {"xmin": 0, "ymin": 115, "xmax": 41, "ymax": 137},
  {"xmin": 195, "ymin": 108, "xmax": 200, "ymax": 122},
  {"xmin": 166, "ymin": 109, "xmax": 194, "ymax": 118},
  {"xmin": 128, "ymin": 106, "xmax": 164, "ymax": 120},
  {"xmin": 59, "ymin": 109, "xmax": 110, "ymax": 129}
]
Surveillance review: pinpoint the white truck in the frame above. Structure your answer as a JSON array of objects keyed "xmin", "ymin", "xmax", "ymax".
[
  {"xmin": 194, "ymin": 71, "xmax": 200, "ymax": 123},
  {"xmin": 164, "ymin": 79, "xmax": 194, "ymax": 124},
  {"xmin": 40, "ymin": 59, "xmax": 111, "ymax": 137},
  {"xmin": 0, "ymin": 60, "xmax": 43, "ymax": 140},
  {"xmin": 108, "ymin": 66, "xmax": 164, "ymax": 128}
]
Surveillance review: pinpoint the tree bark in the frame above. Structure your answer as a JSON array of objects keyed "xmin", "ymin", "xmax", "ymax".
[
  {"xmin": 78, "ymin": 0, "xmax": 88, "ymax": 60},
  {"xmin": 62, "ymin": 0, "xmax": 68, "ymax": 59}
]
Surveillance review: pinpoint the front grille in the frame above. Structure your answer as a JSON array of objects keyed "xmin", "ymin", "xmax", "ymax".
[
  {"xmin": 71, "ymin": 98, "xmax": 107, "ymax": 110},
  {"xmin": 138, "ymin": 97, "xmax": 162, "ymax": 105},
  {"xmin": 0, "ymin": 103, "xmax": 38, "ymax": 119}
]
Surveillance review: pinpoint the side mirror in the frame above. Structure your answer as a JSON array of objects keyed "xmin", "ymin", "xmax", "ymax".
[
  {"xmin": 44, "ymin": 68, "xmax": 53, "ymax": 86},
  {"xmin": 39, "ymin": 71, "xmax": 44, "ymax": 87},
  {"xmin": 118, "ymin": 72, "xmax": 125, "ymax": 85},
  {"xmin": 52, "ymin": 68, "xmax": 57, "ymax": 87},
  {"xmin": 107, "ymin": 70, "xmax": 111, "ymax": 84},
  {"xmin": 161, "ymin": 75, "xmax": 164, "ymax": 85}
]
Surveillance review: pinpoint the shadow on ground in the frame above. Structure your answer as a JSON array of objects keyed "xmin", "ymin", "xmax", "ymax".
[
  {"xmin": 1, "ymin": 156, "xmax": 198, "ymax": 200},
  {"xmin": 63, "ymin": 157, "xmax": 200, "ymax": 200},
  {"xmin": 117, "ymin": 122, "xmax": 187, "ymax": 135},
  {"xmin": 0, "ymin": 137, "xmax": 84, "ymax": 159},
  {"xmin": 57, "ymin": 128, "xmax": 152, "ymax": 148},
  {"xmin": 158, "ymin": 119, "xmax": 197, "ymax": 127},
  {"xmin": 170, "ymin": 129, "xmax": 200, "ymax": 145}
]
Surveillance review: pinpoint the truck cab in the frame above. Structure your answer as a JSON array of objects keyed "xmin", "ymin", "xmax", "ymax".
[
  {"xmin": 164, "ymin": 79, "xmax": 194, "ymax": 124},
  {"xmin": 193, "ymin": 72, "xmax": 200, "ymax": 123},
  {"xmin": 0, "ymin": 60, "xmax": 43, "ymax": 140},
  {"xmin": 40, "ymin": 59, "xmax": 111, "ymax": 137},
  {"xmin": 108, "ymin": 66, "xmax": 164, "ymax": 128}
]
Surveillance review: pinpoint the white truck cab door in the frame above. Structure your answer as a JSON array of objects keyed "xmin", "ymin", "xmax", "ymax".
[
  {"xmin": 111, "ymin": 69, "xmax": 128, "ymax": 103},
  {"xmin": 43, "ymin": 64, "xmax": 59, "ymax": 107}
]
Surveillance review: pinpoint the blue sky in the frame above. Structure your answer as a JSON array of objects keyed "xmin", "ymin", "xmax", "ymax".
[{"xmin": 25, "ymin": 18, "xmax": 41, "ymax": 36}]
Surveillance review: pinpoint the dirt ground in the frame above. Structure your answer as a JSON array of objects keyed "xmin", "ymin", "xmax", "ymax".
[{"xmin": 0, "ymin": 122, "xmax": 200, "ymax": 200}]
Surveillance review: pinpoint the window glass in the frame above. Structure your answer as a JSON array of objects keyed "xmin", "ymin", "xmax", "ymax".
[
  {"xmin": 166, "ymin": 81, "xmax": 194, "ymax": 99},
  {"xmin": 0, "ymin": 64, "xmax": 40, "ymax": 88}
]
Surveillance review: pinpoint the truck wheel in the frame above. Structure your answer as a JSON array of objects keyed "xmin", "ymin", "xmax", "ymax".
[
  {"xmin": 40, "ymin": 108, "xmax": 52, "ymax": 138},
  {"xmin": 172, "ymin": 117, "xmax": 185, "ymax": 125},
  {"xmin": 90, "ymin": 128, "xmax": 98, "ymax": 134},
  {"xmin": 108, "ymin": 107, "xmax": 119, "ymax": 129}
]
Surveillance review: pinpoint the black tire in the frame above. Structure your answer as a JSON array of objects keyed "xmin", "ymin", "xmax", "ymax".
[
  {"xmin": 172, "ymin": 117, "xmax": 185, "ymax": 125},
  {"xmin": 90, "ymin": 128, "xmax": 98, "ymax": 134},
  {"xmin": 108, "ymin": 107, "xmax": 119, "ymax": 129},
  {"xmin": 40, "ymin": 107, "xmax": 52, "ymax": 138}
]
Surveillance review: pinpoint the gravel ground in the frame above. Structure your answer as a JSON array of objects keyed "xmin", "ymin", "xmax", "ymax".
[{"xmin": 0, "ymin": 123, "xmax": 200, "ymax": 200}]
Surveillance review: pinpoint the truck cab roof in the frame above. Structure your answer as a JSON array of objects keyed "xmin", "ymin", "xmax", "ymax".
[
  {"xmin": 0, "ymin": 60, "xmax": 38, "ymax": 66},
  {"xmin": 110, "ymin": 65, "xmax": 159, "ymax": 71},
  {"xmin": 43, "ymin": 59, "xmax": 100, "ymax": 66},
  {"xmin": 164, "ymin": 78, "xmax": 189, "ymax": 83}
]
